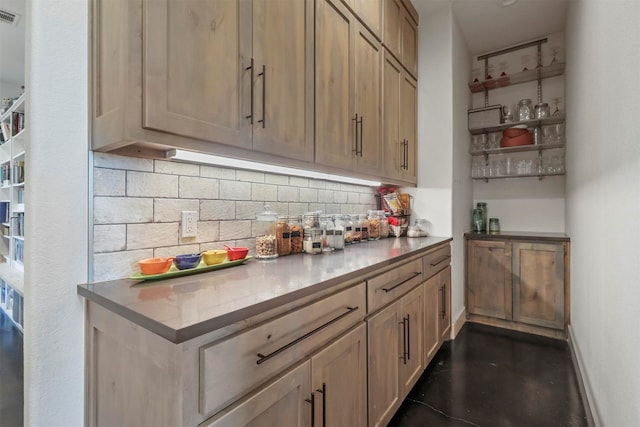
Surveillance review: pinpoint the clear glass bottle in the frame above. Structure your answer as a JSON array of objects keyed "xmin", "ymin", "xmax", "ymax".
[
  {"xmin": 360, "ymin": 214, "xmax": 370, "ymax": 241},
  {"xmin": 367, "ymin": 210, "xmax": 381, "ymax": 240},
  {"xmin": 288, "ymin": 215, "xmax": 304, "ymax": 254},
  {"xmin": 319, "ymin": 215, "xmax": 335, "ymax": 252},
  {"xmin": 476, "ymin": 202, "xmax": 487, "ymax": 232},
  {"xmin": 255, "ymin": 205, "xmax": 278, "ymax": 259},
  {"xmin": 276, "ymin": 216, "xmax": 291, "ymax": 256}
]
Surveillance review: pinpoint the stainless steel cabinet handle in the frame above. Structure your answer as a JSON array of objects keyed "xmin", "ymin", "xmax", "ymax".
[
  {"xmin": 256, "ymin": 306, "xmax": 359, "ymax": 364},
  {"xmin": 258, "ymin": 64, "xmax": 266, "ymax": 128},
  {"xmin": 381, "ymin": 271, "xmax": 422, "ymax": 293},
  {"xmin": 245, "ymin": 58, "xmax": 254, "ymax": 124}
]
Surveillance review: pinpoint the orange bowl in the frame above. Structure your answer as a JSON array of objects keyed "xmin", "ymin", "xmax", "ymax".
[
  {"xmin": 138, "ymin": 257, "xmax": 174, "ymax": 275},
  {"xmin": 502, "ymin": 127, "xmax": 529, "ymax": 138},
  {"xmin": 226, "ymin": 247, "xmax": 249, "ymax": 261},
  {"xmin": 501, "ymin": 132, "xmax": 532, "ymax": 147}
]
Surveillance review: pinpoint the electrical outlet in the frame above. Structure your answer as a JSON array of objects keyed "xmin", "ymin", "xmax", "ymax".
[{"xmin": 181, "ymin": 211, "xmax": 198, "ymax": 238}]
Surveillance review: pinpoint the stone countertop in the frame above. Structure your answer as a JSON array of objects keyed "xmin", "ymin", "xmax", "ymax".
[
  {"xmin": 78, "ymin": 236, "xmax": 452, "ymax": 344},
  {"xmin": 464, "ymin": 230, "xmax": 570, "ymax": 242}
]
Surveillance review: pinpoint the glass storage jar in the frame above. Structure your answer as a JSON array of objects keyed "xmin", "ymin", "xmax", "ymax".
[
  {"xmin": 378, "ymin": 211, "xmax": 390, "ymax": 239},
  {"xmin": 303, "ymin": 228, "xmax": 322, "ymax": 254},
  {"xmin": 276, "ymin": 216, "xmax": 291, "ymax": 256},
  {"xmin": 476, "ymin": 202, "xmax": 487, "ymax": 232},
  {"xmin": 288, "ymin": 215, "xmax": 304, "ymax": 254},
  {"xmin": 360, "ymin": 214, "xmax": 370, "ymax": 241},
  {"xmin": 367, "ymin": 210, "xmax": 381, "ymax": 240},
  {"xmin": 335, "ymin": 215, "xmax": 353, "ymax": 244},
  {"xmin": 255, "ymin": 205, "xmax": 278, "ymax": 259},
  {"xmin": 351, "ymin": 214, "xmax": 362, "ymax": 243},
  {"xmin": 332, "ymin": 215, "xmax": 345, "ymax": 250},
  {"xmin": 517, "ymin": 99, "xmax": 533, "ymax": 122},
  {"xmin": 319, "ymin": 215, "xmax": 335, "ymax": 252}
]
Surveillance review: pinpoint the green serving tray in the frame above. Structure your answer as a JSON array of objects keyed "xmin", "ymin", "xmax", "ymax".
[{"xmin": 130, "ymin": 256, "xmax": 253, "ymax": 281}]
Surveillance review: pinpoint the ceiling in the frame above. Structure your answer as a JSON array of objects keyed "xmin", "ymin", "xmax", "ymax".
[
  {"xmin": 0, "ymin": 0, "xmax": 25, "ymax": 92},
  {"xmin": 0, "ymin": 0, "xmax": 567, "ymax": 96},
  {"xmin": 415, "ymin": 0, "xmax": 568, "ymax": 56}
]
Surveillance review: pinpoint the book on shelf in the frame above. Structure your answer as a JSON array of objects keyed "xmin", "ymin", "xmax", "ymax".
[
  {"xmin": 12, "ymin": 161, "xmax": 24, "ymax": 184},
  {"xmin": 14, "ymin": 238, "xmax": 23, "ymax": 263},
  {"xmin": 11, "ymin": 112, "xmax": 24, "ymax": 136},
  {"xmin": 0, "ymin": 122, "xmax": 10, "ymax": 142}
]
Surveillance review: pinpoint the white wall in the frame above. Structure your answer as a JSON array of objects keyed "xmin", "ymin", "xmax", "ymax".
[
  {"xmin": 565, "ymin": 1, "xmax": 640, "ymax": 425},
  {"xmin": 0, "ymin": 80, "xmax": 22, "ymax": 101},
  {"xmin": 24, "ymin": 0, "xmax": 88, "ymax": 425}
]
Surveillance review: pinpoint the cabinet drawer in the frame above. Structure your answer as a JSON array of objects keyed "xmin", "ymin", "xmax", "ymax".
[
  {"xmin": 423, "ymin": 244, "xmax": 451, "ymax": 279},
  {"xmin": 199, "ymin": 282, "xmax": 366, "ymax": 417},
  {"xmin": 367, "ymin": 258, "xmax": 423, "ymax": 312}
]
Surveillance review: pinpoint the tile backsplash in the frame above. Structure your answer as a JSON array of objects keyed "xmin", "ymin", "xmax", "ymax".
[{"xmin": 92, "ymin": 153, "xmax": 377, "ymax": 282}]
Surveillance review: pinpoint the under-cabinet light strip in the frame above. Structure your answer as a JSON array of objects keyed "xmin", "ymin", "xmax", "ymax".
[{"xmin": 166, "ymin": 149, "xmax": 382, "ymax": 187}]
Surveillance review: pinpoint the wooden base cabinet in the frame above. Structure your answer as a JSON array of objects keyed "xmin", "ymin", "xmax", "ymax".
[
  {"xmin": 424, "ymin": 265, "xmax": 451, "ymax": 366},
  {"xmin": 367, "ymin": 284, "xmax": 423, "ymax": 427},
  {"xmin": 465, "ymin": 233, "xmax": 570, "ymax": 338},
  {"xmin": 438, "ymin": 265, "xmax": 452, "ymax": 343}
]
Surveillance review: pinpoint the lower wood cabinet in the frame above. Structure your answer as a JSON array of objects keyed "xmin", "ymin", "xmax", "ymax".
[
  {"xmin": 424, "ymin": 264, "xmax": 451, "ymax": 366},
  {"xmin": 465, "ymin": 233, "xmax": 569, "ymax": 338}
]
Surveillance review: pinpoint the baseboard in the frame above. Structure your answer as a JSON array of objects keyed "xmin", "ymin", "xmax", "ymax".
[
  {"xmin": 568, "ymin": 325, "xmax": 599, "ymax": 427},
  {"xmin": 451, "ymin": 307, "xmax": 466, "ymax": 339}
]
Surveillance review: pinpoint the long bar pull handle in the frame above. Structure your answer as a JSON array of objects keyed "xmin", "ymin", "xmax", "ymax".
[
  {"xmin": 406, "ymin": 313, "xmax": 411, "ymax": 360},
  {"xmin": 402, "ymin": 140, "xmax": 407, "ymax": 170},
  {"xmin": 352, "ymin": 114, "xmax": 359, "ymax": 154},
  {"xmin": 316, "ymin": 383, "xmax": 326, "ymax": 427},
  {"xmin": 256, "ymin": 306, "xmax": 359, "ymax": 365},
  {"xmin": 245, "ymin": 58, "xmax": 254, "ymax": 124},
  {"xmin": 400, "ymin": 316, "xmax": 408, "ymax": 364},
  {"xmin": 381, "ymin": 271, "xmax": 422, "ymax": 293},
  {"xmin": 399, "ymin": 140, "xmax": 405, "ymax": 169},
  {"xmin": 405, "ymin": 140, "xmax": 409, "ymax": 170},
  {"xmin": 305, "ymin": 393, "xmax": 315, "ymax": 427},
  {"xmin": 430, "ymin": 255, "xmax": 451, "ymax": 266},
  {"xmin": 440, "ymin": 285, "xmax": 446, "ymax": 320},
  {"xmin": 358, "ymin": 115, "xmax": 364, "ymax": 156},
  {"xmin": 258, "ymin": 64, "xmax": 266, "ymax": 128}
]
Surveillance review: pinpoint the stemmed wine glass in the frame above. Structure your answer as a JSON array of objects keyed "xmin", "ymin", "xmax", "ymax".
[
  {"xmin": 549, "ymin": 47, "xmax": 560, "ymax": 66},
  {"xmin": 552, "ymin": 97, "xmax": 563, "ymax": 116}
]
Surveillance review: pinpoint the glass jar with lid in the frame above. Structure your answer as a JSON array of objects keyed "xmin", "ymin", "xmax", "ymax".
[
  {"xmin": 351, "ymin": 214, "xmax": 362, "ymax": 243},
  {"xmin": 319, "ymin": 215, "xmax": 335, "ymax": 252},
  {"xmin": 360, "ymin": 214, "xmax": 370, "ymax": 241},
  {"xmin": 332, "ymin": 215, "xmax": 345, "ymax": 250},
  {"xmin": 335, "ymin": 215, "xmax": 353, "ymax": 244},
  {"xmin": 378, "ymin": 211, "xmax": 390, "ymax": 239},
  {"xmin": 517, "ymin": 99, "xmax": 533, "ymax": 122},
  {"xmin": 303, "ymin": 228, "xmax": 322, "ymax": 254},
  {"xmin": 288, "ymin": 215, "xmax": 304, "ymax": 254},
  {"xmin": 276, "ymin": 216, "xmax": 291, "ymax": 256},
  {"xmin": 303, "ymin": 211, "xmax": 320, "ymax": 229},
  {"xmin": 255, "ymin": 205, "xmax": 278, "ymax": 259},
  {"xmin": 367, "ymin": 210, "xmax": 381, "ymax": 240}
]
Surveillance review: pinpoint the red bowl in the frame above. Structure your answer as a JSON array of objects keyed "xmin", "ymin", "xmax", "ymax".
[
  {"xmin": 226, "ymin": 247, "xmax": 249, "ymax": 261},
  {"xmin": 501, "ymin": 132, "xmax": 532, "ymax": 147},
  {"xmin": 502, "ymin": 127, "xmax": 529, "ymax": 138}
]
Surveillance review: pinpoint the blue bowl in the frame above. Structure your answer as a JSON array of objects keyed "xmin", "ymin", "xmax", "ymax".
[{"xmin": 173, "ymin": 253, "xmax": 202, "ymax": 270}]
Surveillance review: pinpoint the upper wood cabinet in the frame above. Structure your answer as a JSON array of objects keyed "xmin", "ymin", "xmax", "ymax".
[
  {"xmin": 315, "ymin": 0, "xmax": 382, "ymax": 176},
  {"xmin": 93, "ymin": 0, "xmax": 313, "ymax": 162},
  {"xmin": 383, "ymin": 0, "xmax": 418, "ymax": 78},
  {"xmin": 383, "ymin": 52, "xmax": 417, "ymax": 184},
  {"xmin": 342, "ymin": 0, "xmax": 383, "ymax": 39}
]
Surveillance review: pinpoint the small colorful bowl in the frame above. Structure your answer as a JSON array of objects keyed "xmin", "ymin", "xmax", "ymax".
[
  {"xmin": 173, "ymin": 253, "xmax": 202, "ymax": 270},
  {"xmin": 226, "ymin": 246, "xmax": 249, "ymax": 261},
  {"xmin": 138, "ymin": 257, "xmax": 175, "ymax": 275},
  {"xmin": 202, "ymin": 250, "xmax": 227, "ymax": 265}
]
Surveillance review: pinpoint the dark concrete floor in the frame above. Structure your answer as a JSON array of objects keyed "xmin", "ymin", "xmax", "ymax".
[
  {"xmin": 390, "ymin": 322, "xmax": 589, "ymax": 427},
  {"xmin": 0, "ymin": 310, "xmax": 23, "ymax": 427}
]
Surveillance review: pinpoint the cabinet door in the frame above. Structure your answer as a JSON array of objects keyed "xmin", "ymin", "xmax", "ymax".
[
  {"xmin": 382, "ymin": 51, "xmax": 403, "ymax": 181},
  {"xmin": 383, "ymin": 0, "xmax": 402, "ymax": 60},
  {"xmin": 202, "ymin": 361, "xmax": 311, "ymax": 427},
  {"xmin": 252, "ymin": 0, "xmax": 314, "ymax": 162},
  {"xmin": 400, "ymin": 12, "xmax": 418, "ymax": 78},
  {"xmin": 311, "ymin": 324, "xmax": 367, "ymax": 427},
  {"xmin": 512, "ymin": 242, "xmax": 565, "ymax": 330},
  {"xmin": 467, "ymin": 240, "xmax": 513, "ymax": 320},
  {"xmin": 315, "ymin": 0, "xmax": 356, "ymax": 171},
  {"xmin": 349, "ymin": 0, "xmax": 383, "ymax": 39},
  {"xmin": 143, "ymin": 0, "xmax": 252, "ymax": 149},
  {"xmin": 367, "ymin": 301, "xmax": 401, "ymax": 427},
  {"xmin": 399, "ymin": 285, "xmax": 424, "ymax": 396},
  {"xmin": 438, "ymin": 265, "xmax": 452, "ymax": 342},
  {"xmin": 423, "ymin": 275, "xmax": 440, "ymax": 366},
  {"xmin": 354, "ymin": 21, "xmax": 383, "ymax": 175},
  {"xmin": 400, "ymin": 72, "xmax": 417, "ymax": 183}
]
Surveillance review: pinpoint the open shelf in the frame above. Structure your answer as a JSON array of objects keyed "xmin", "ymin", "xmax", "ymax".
[
  {"xmin": 469, "ymin": 114, "xmax": 565, "ymax": 135},
  {"xmin": 469, "ymin": 62, "xmax": 565, "ymax": 93},
  {"xmin": 473, "ymin": 172, "xmax": 565, "ymax": 181},
  {"xmin": 470, "ymin": 142, "xmax": 565, "ymax": 156}
]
